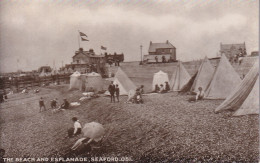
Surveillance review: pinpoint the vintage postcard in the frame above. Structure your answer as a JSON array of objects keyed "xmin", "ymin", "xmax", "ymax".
[{"xmin": 0, "ymin": 0, "xmax": 259, "ymax": 162}]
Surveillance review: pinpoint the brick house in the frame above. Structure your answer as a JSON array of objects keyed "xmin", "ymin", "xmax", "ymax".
[
  {"xmin": 220, "ymin": 42, "xmax": 247, "ymax": 59},
  {"xmin": 143, "ymin": 40, "xmax": 176, "ymax": 63}
]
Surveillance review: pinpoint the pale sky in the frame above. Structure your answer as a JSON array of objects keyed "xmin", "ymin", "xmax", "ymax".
[{"xmin": 0, "ymin": 0, "xmax": 258, "ymax": 73}]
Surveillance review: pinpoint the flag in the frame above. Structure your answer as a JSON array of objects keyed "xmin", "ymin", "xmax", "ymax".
[
  {"xmin": 81, "ymin": 37, "xmax": 89, "ymax": 41},
  {"xmin": 79, "ymin": 31, "xmax": 87, "ymax": 37},
  {"xmin": 101, "ymin": 46, "xmax": 107, "ymax": 50}
]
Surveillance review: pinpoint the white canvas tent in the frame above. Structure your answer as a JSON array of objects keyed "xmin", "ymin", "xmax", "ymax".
[
  {"xmin": 105, "ymin": 68, "xmax": 136, "ymax": 95},
  {"xmin": 39, "ymin": 70, "xmax": 46, "ymax": 77},
  {"xmin": 152, "ymin": 70, "xmax": 169, "ymax": 91},
  {"xmin": 190, "ymin": 57, "xmax": 214, "ymax": 92},
  {"xmin": 204, "ymin": 54, "xmax": 241, "ymax": 99},
  {"xmin": 51, "ymin": 69, "xmax": 60, "ymax": 75},
  {"xmin": 215, "ymin": 60, "xmax": 259, "ymax": 116},
  {"xmin": 170, "ymin": 61, "xmax": 191, "ymax": 91},
  {"xmin": 80, "ymin": 72, "xmax": 103, "ymax": 92},
  {"xmin": 113, "ymin": 68, "xmax": 137, "ymax": 95},
  {"xmin": 64, "ymin": 68, "xmax": 69, "ymax": 74},
  {"xmin": 39, "ymin": 69, "xmax": 51, "ymax": 77},
  {"xmin": 69, "ymin": 71, "xmax": 81, "ymax": 90},
  {"xmin": 58, "ymin": 70, "xmax": 65, "ymax": 75},
  {"xmin": 68, "ymin": 67, "xmax": 74, "ymax": 74}
]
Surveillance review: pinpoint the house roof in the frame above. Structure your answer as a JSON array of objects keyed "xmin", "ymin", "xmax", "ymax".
[
  {"xmin": 72, "ymin": 51, "xmax": 92, "ymax": 58},
  {"xmin": 148, "ymin": 41, "xmax": 175, "ymax": 53},
  {"xmin": 89, "ymin": 55, "xmax": 105, "ymax": 58},
  {"xmin": 220, "ymin": 43, "xmax": 246, "ymax": 51},
  {"xmin": 72, "ymin": 50, "xmax": 104, "ymax": 59}
]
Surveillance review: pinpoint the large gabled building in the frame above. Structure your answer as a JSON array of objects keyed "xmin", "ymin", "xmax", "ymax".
[
  {"xmin": 63, "ymin": 48, "xmax": 106, "ymax": 74},
  {"xmin": 143, "ymin": 40, "xmax": 177, "ymax": 63},
  {"xmin": 72, "ymin": 48, "xmax": 106, "ymax": 65}
]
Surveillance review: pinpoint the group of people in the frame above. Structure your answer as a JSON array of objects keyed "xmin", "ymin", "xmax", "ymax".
[
  {"xmin": 108, "ymin": 81, "xmax": 145, "ymax": 104},
  {"xmin": 108, "ymin": 81, "xmax": 202, "ymax": 104},
  {"xmin": 39, "ymin": 97, "xmax": 70, "ymax": 112},
  {"xmin": 152, "ymin": 81, "xmax": 204, "ymax": 102},
  {"xmin": 188, "ymin": 87, "xmax": 205, "ymax": 102},
  {"xmin": 0, "ymin": 93, "xmax": 7, "ymax": 103},
  {"xmin": 154, "ymin": 56, "xmax": 174, "ymax": 63},
  {"xmin": 154, "ymin": 81, "xmax": 170, "ymax": 93},
  {"xmin": 108, "ymin": 81, "xmax": 120, "ymax": 102},
  {"xmin": 126, "ymin": 85, "xmax": 144, "ymax": 104},
  {"xmin": 68, "ymin": 117, "xmax": 82, "ymax": 138},
  {"xmin": 155, "ymin": 56, "xmax": 167, "ymax": 63},
  {"xmin": 229, "ymin": 54, "xmax": 244, "ymax": 65},
  {"xmin": 67, "ymin": 117, "xmax": 106, "ymax": 155}
]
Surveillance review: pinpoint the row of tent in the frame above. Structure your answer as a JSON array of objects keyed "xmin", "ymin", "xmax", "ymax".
[
  {"xmin": 69, "ymin": 72, "xmax": 103, "ymax": 92},
  {"xmin": 152, "ymin": 54, "xmax": 242, "ymax": 99},
  {"xmin": 109, "ymin": 54, "xmax": 258, "ymax": 117},
  {"xmin": 69, "ymin": 68, "xmax": 137, "ymax": 95}
]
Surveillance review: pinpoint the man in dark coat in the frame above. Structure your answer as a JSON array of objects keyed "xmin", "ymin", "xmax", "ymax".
[
  {"xmin": 165, "ymin": 82, "xmax": 170, "ymax": 92},
  {"xmin": 61, "ymin": 98, "xmax": 70, "ymax": 109},
  {"xmin": 115, "ymin": 84, "xmax": 120, "ymax": 102},
  {"xmin": 155, "ymin": 56, "xmax": 158, "ymax": 63},
  {"xmin": 51, "ymin": 98, "xmax": 58, "ymax": 109},
  {"xmin": 108, "ymin": 81, "xmax": 115, "ymax": 102},
  {"xmin": 39, "ymin": 97, "xmax": 46, "ymax": 112}
]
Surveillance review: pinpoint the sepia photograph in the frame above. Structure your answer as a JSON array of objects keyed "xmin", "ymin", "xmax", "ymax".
[{"xmin": 0, "ymin": 0, "xmax": 259, "ymax": 162}]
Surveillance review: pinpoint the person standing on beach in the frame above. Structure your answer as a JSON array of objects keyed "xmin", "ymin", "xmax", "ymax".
[
  {"xmin": 108, "ymin": 81, "xmax": 115, "ymax": 103},
  {"xmin": 115, "ymin": 84, "xmax": 120, "ymax": 102},
  {"xmin": 39, "ymin": 97, "xmax": 46, "ymax": 112}
]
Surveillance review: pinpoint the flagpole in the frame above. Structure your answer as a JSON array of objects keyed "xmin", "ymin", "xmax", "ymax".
[
  {"xmin": 16, "ymin": 59, "xmax": 18, "ymax": 72},
  {"xmin": 78, "ymin": 30, "xmax": 80, "ymax": 48}
]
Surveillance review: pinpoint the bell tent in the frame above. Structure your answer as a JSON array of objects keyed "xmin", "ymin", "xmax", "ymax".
[
  {"xmin": 68, "ymin": 67, "xmax": 74, "ymax": 74},
  {"xmin": 39, "ymin": 69, "xmax": 51, "ymax": 77},
  {"xmin": 204, "ymin": 54, "xmax": 241, "ymax": 99},
  {"xmin": 215, "ymin": 60, "xmax": 259, "ymax": 116},
  {"xmin": 39, "ymin": 70, "xmax": 46, "ymax": 77},
  {"xmin": 109, "ymin": 67, "xmax": 137, "ymax": 95},
  {"xmin": 64, "ymin": 68, "xmax": 69, "ymax": 74},
  {"xmin": 190, "ymin": 57, "xmax": 214, "ymax": 93},
  {"xmin": 152, "ymin": 70, "xmax": 170, "ymax": 91},
  {"xmin": 69, "ymin": 71, "xmax": 81, "ymax": 90},
  {"xmin": 170, "ymin": 61, "xmax": 191, "ymax": 91}
]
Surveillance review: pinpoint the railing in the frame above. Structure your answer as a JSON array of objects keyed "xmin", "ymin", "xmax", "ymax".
[{"xmin": 0, "ymin": 74, "xmax": 71, "ymax": 93}]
